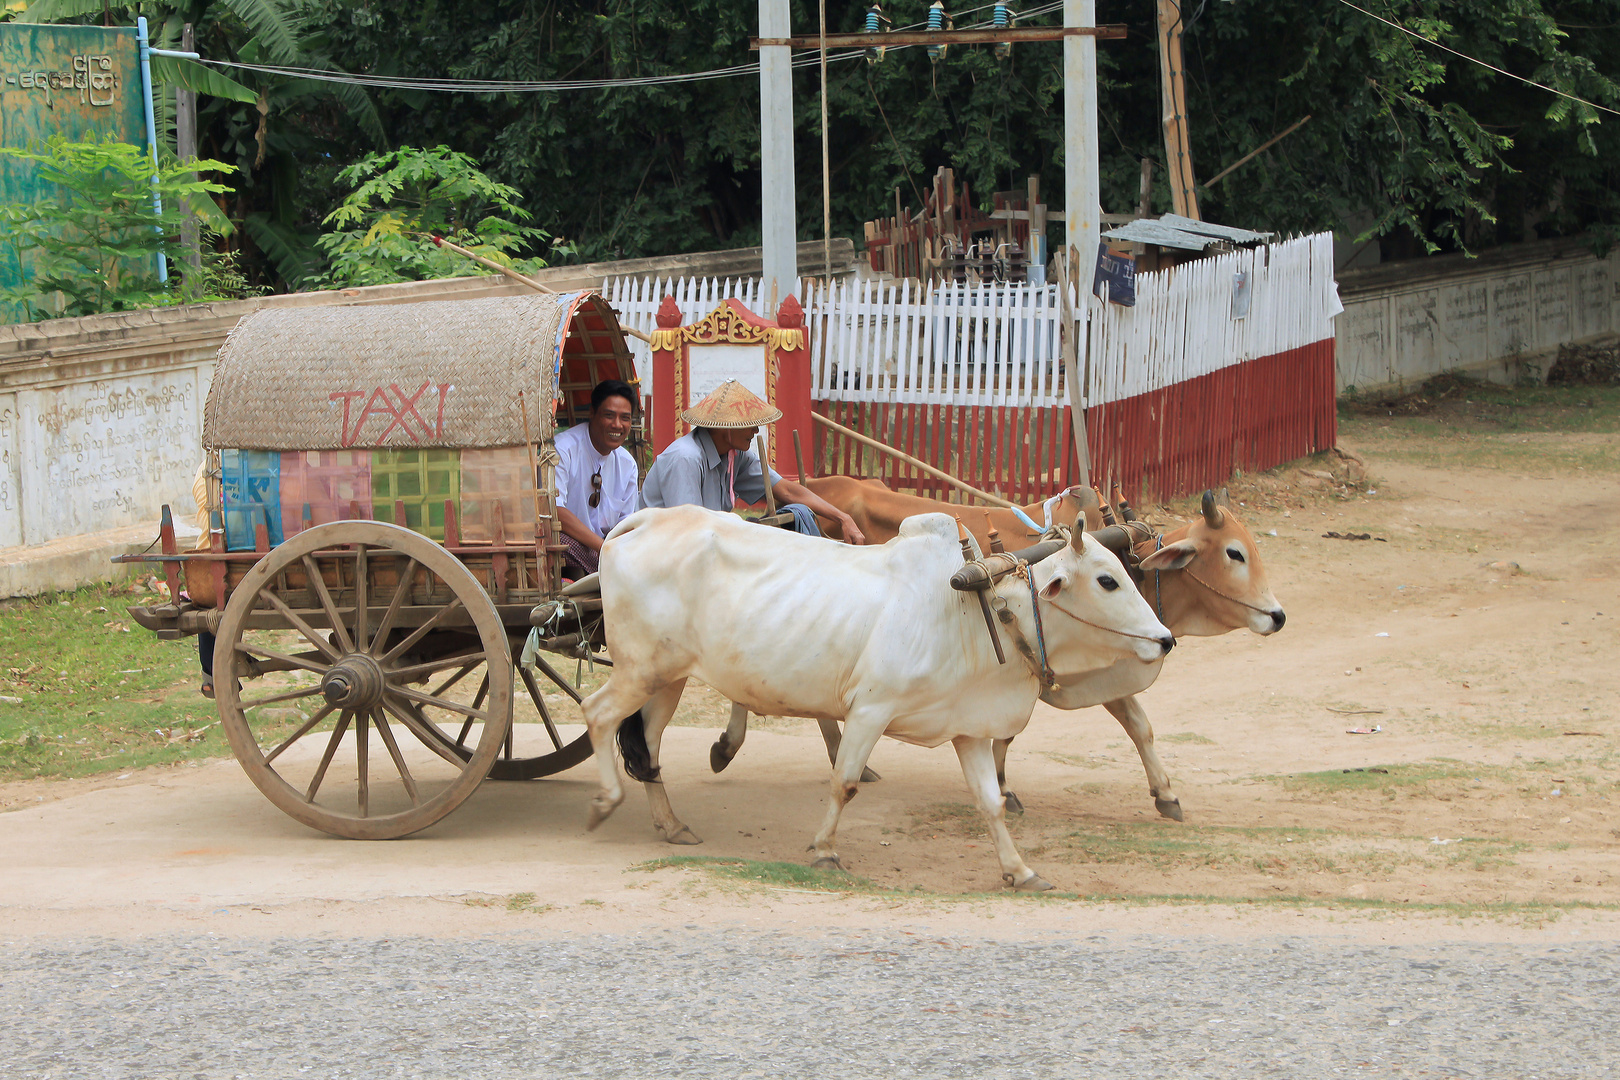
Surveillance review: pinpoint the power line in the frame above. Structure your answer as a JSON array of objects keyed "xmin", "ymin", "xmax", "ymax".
[
  {"xmin": 1336, "ymin": 0, "xmax": 1620, "ymax": 118},
  {"xmin": 190, "ymin": 1, "xmax": 1068, "ymax": 95}
]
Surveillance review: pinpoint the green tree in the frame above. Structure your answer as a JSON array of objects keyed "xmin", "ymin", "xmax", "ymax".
[
  {"xmin": 311, "ymin": 146, "xmax": 552, "ymax": 287},
  {"xmin": 0, "ymin": 136, "xmax": 247, "ymax": 321},
  {"xmin": 302, "ymin": 0, "xmax": 1618, "ymax": 263}
]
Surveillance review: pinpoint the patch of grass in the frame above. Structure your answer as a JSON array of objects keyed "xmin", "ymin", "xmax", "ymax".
[
  {"xmin": 1042, "ymin": 751, "xmax": 1110, "ymax": 769},
  {"xmin": 506, "ymin": 891, "xmax": 537, "ymax": 910},
  {"xmin": 1048, "ymin": 821, "xmax": 1528, "ymax": 879},
  {"xmin": 1341, "ymin": 379, "xmax": 1620, "ymax": 432},
  {"xmin": 633, "ymin": 855, "xmax": 885, "ymax": 893},
  {"xmin": 1160, "ymin": 732, "xmax": 1216, "ymax": 745},
  {"xmin": 0, "ymin": 582, "xmax": 233, "ymax": 782},
  {"xmin": 1264, "ymin": 761, "xmax": 1477, "ymax": 794}
]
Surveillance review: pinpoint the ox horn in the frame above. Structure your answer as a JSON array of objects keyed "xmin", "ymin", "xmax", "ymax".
[
  {"xmin": 1201, "ymin": 489, "xmax": 1224, "ymax": 528},
  {"xmin": 1069, "ymin": 521, "xmax": 1086, "ymax": 551}
]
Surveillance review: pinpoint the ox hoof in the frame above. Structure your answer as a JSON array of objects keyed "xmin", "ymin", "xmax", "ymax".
[
  {"xmin": 859, "ymin": 766, "xmax": 881, "ymax": 783},
  {"xmin": 586, "ymin": 796, "xmax": 619, "ymax": 832},
  {"xmin": 812, "ymin": 855, "xmax": 846, "ymax": 872},
  {"xmin": 1155, "ymin": 796, "xmax": 1184, "ymax": 822},
  {"xmin": 662, "ymin": 825, "xmax": 703, "ymax": 846},
  {"xmin": 1002, "ymin": 790, "xmax": 1026, "ymax": 815},
  {"xmin": 1009, "ymin": 872, "xmax": 1055, "ymax": 893},
  {"xmin": 709, "ymin": 741, "xmax": 734, "ymax": 774}
]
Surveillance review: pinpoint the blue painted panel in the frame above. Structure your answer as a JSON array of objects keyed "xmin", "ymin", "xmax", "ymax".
[{"xmin": 220, "ymin": 449, "xmax": 283, "ymax": 551}]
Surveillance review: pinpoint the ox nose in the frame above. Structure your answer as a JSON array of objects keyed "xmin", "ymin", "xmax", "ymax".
[
  {"xmin": 1270, "ymin": 609, "xmax": 1286, "ymax": 630},
  {"xmin": 1158, "ymin": 634, "xmax": 1175, "ymax": 655}
]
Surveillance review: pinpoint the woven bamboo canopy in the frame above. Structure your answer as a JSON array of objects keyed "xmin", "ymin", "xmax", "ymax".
[{"xmin": 205, "ymin": 293, "xmax": 632, "ymax": 451}]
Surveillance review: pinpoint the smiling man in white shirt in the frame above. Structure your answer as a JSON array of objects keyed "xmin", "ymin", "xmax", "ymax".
[{"xmin": 555, "ymin": 379, "xmax": 640, "ymax": 577}]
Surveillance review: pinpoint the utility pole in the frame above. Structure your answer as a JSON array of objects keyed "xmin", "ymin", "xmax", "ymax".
[
  {"xmin": 175, "ymin": 23, "xmax": 201, "ymax": 270},
  {"xmin": 758, "ymin": 0, "xmax": 797, "ymax": 313},
  {"xmin": 1063, "ymin": 0, "xmax": 1101, "ymax": 264},
  {"xmin": 1062, "ymin": 0, "xmax": 1100, "ymax": 488}
]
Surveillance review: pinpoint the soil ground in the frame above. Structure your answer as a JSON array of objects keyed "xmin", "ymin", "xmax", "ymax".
[{"xmin": 2, "ymin": 386, "xmax": 1618, "ymax": 944}]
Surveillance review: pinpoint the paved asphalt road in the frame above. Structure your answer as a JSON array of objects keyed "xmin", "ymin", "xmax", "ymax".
[{"xmin": 2, "ymin": 928, "xmax": 1613, "ymax": 1078}]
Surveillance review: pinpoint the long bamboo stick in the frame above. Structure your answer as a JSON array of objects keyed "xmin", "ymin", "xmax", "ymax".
[
  {"xmin": 427, "ymin": 233, "xmax": 653, "ymax": 344},
  {"xmin": 811, "ymin": 411, "xmax": 1017, "ymax": 509}
]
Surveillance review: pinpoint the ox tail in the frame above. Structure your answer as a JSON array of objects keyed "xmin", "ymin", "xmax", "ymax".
[{"xmin": 616, "ymin": 710, "xmax": 661, "ymax": 783}]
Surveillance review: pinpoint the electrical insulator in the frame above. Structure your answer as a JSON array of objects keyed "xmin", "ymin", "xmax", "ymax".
[
  {"xmin": 864, "ymin": 1, "xmax": 891, "ymax": 64},
  {"xmin": 927, "ymin": 0, "xmax": 949, "ymax": 63},
  {"xmin": 993, "ymin": 2, "xmax": 1014, "ymax": 60}
]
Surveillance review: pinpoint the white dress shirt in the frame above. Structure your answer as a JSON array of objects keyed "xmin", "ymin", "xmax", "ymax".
[{"xmin": 554, "ymin": 422, "xmax": 638, "ymax": 538}]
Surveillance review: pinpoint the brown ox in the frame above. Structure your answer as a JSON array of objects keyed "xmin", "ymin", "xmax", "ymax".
[
  {"xmin": 714, "ymin": 484, "xmax": 1282, "ymax": 820},
  {"xmin": 805, "ymin": 475, "xmax": 1098, "ymax": 552}
]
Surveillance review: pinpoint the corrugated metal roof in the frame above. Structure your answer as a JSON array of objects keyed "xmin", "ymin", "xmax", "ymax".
[
  {"xmin": 1101, "ymin": 214, "xmax": 1276, "ymax": 252},
  {"xmin": 1100, "ymin": 220, "xmax": 1214, "ymax": 251},
  {"xmin": 1157, "ymin": 213, "xmax": 1275, "ymax": 244}
]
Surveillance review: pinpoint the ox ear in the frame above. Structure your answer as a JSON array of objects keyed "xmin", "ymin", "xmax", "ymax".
[
  {"xmin": 1039, "ymin": 572, "xmax": 1066, "ymax": 599},
  {"xmin": 1139, "ymin": 539, "xmax": 1197, "ymax": 572}
]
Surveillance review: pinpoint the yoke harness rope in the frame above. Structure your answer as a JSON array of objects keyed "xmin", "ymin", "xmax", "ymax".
[
  {"xmin": 1134, "ymin": 534, "xmax": 1275, "ymax": 620},
  {"xmin": 1000, "ymin": 555, "xmax": 1169, "ymax": 690},
  {"xmin": 1182, "ymin": 566, "xmax": 1277, "ymax": 616}
]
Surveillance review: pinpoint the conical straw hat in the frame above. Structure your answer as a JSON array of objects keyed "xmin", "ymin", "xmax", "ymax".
[{"xmin": 681, "ymin": 379, "xmax": 782, "ymax": 428}]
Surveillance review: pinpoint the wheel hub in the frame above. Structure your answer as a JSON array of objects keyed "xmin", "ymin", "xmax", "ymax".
[{"xmin": 321, "ymin": 654, "xmax": 386, "ymax": 708}]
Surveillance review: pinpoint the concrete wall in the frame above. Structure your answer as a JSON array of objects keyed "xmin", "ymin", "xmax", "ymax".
[
  {"xmin": 1334, "ymin": 237, "xmax": 1619, "ymax": 393},
  {"xmin": 0, "ymin": 240, "xmax": 853, "ymax": 593}
]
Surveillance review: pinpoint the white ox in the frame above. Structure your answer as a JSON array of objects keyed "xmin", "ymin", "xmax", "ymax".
[{"xmin": 580, "ymin": 505, "xmax": 1173, "ymax": 891}]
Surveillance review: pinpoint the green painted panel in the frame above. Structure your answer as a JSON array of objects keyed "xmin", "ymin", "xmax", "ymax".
[
  {"xmin": 371, "ymin": 449, "xmax": 461, "ymax": 541},
  {"xmin": 0, "ymin": 24, "xmax": 145, "ymax": 319}
]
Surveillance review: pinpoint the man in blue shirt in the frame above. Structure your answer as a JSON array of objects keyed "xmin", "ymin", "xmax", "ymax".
[{"xmin": 640, "ymin": 380, "xmax": 865, "ymax": 545}]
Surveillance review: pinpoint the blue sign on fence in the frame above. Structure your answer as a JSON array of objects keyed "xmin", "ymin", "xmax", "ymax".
[{"xmin": 1092, "ymin": 243, "xmax": 1136, "ymax": 307}]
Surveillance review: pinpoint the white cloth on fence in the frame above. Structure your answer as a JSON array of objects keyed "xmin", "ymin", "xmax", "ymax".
[{"xmin": 554, "ymin": 423, "xmax": 638, "ymax": 538}]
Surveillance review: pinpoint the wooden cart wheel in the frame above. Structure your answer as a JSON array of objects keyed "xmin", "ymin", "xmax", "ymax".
[{"xmin": 214, "ymin": 521, "xmax": 512, "ymax": 840}]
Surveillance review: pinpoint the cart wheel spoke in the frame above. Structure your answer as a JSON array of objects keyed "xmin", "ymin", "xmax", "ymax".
[
  {"xmin": 353, "ymin": 545, "xmax": 370, "ymax": 653},
  {"xmin": 302, "ymin": 554, "xmax": 354, "ymax": 654},
  {"xmin": 257, "ymin": 589, "xmax": 341, "ymax": 662},
  {"xmin": 240, "ymin": 684, "xmax": 325, "ymax": 710},
  {"xmin": 520, "ymin": 665, "xmax": 566, "ymax": 752},
  {"xmin": 370, "ymin": 556, "xmax": 419, "ymax": 654},
  {"xmin": 370, "ymin": 707, "xmax": 419, "ymax": 806},
  {"xmin": 526, "ymin": 652, "xmax": 585, "ymax": 705},
  {"xmin": 263, "ymin": 702, "xmax": 337, "ymax": 766},
  {"xmin": 425, "ymin": 662, "xmax": 479, "ymax": 701},
  {"xmin": 456, "ymin": 673, "xmax": 489, "ymax": 748},
  {"xmin": 236, "ymin": 642, "xmax": 329, "ymax": 675},
  {"xmin": 305, "ymin": 710, "xmax": 353, "ymax": 802},
  {"xmin": 355, "ymin": 707, "xmax": 370, "ymax": 818},
  {"xmin": 379, "ymin": 695, "xmax": 469, "ymax": 769},
  {"xmin": 379, "ymin": 598, "xmax": 466, "ymax": 666},
  {"xmin": 386, "ymin": 650, "xmax": 487, "ymax": 682},
  {"xmin": 389, "ymin": 681, "xmax": 491, "ymax": 721}
]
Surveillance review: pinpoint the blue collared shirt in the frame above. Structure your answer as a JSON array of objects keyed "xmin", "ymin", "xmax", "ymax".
[{"xmin": 639, "ymin": 428, "xmax": 782, "ymax": 512}]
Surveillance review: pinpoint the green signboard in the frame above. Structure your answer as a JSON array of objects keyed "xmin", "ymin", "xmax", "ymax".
[{"xmin": 0, "ymin": 23, "xmax": 146, "ymax": 321}]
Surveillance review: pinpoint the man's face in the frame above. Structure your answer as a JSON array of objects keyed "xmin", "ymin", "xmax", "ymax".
[
  {"xmin": 713, "ymin": 426, "xmax": 759, "ymax": 453},
  {"xmin": 589, "ymin": 394, "xmax": 634, "ymax": 451}
]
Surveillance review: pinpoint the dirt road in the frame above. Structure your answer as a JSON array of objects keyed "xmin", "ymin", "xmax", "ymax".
[{"xmin": 2, "ymin": 410, "xmax": 1617, "ymax": 1076}]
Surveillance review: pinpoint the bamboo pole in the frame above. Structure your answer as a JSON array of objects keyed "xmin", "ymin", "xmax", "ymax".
[
  {"xmin": 426, "ymin": 234, "xmax": 654, "ymax": 344},
  {"xmin": 811, "ymin": 411, "xmax": 1018, "ymax": 509}
]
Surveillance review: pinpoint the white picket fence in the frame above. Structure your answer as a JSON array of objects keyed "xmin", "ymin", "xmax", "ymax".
[
  {"xmin": 605, "ymin": 231, "xmax": 1338, "ymax": 411},
  {"xmin": 605, "ymin": 274, "xmax": 1068, "ymax": 407},
  {"xmin": 1084, "ymin": 232, "xmax": 1340, "ymax": 406}
]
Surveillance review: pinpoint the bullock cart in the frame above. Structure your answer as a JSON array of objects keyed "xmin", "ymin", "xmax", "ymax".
[{"xmin": 121, "ymin": 294, "xmax": 639, "ymax": 839}]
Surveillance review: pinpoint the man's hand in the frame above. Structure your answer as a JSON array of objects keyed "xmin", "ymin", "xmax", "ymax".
[{"xmin": 772, "ymin": 478, "xmax": 866, "ymax": 545}]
